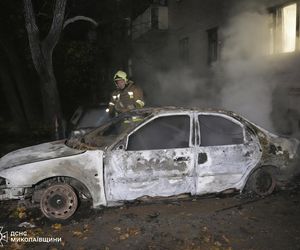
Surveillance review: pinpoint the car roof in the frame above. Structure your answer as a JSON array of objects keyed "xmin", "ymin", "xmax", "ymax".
[{"xmin": 129, "ymin": 106, "xmax": 241, "ymax": 118}]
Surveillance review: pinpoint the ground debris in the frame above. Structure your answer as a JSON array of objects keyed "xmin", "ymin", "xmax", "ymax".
[
  {"xmin": 10, "ymin": 206, "xmax": 27, "ymax": 219},
  {"xmin": 119, "ymin": 233, "xmax": 130, "ymax": 240},
  {"xmin": 222, "ymin": 235, "xmax": 230, "ymax": 244},
  {"xmin": 51, "ymin": 223, "xmax": 62, "ymax": 230},
  {"xmin": 147, "ymin": 212, "xmax": 160, "ymax": 219},
  {"xmin": 83, "ymin": 224, "xmax": 89, "ymax": 232},
  {"xmin": 113, "ymin": 226, "xmax": 121, "ymax": 232},
  {"xmin": 72, "ymin": 224, "xmax": 90, "ymax": 239},
  {"xmin": 18, "ymin": 222, "xmax": 36, "ymax": 228},
  {"xmin": 72, "ymin": 230, "xmax": 83, "ymax": 237},
  {"xmin": 9, "ymin": 242, "xmax": 25, "ymax": 250},
  {"xmin": 115, "ymin": 227, "xmax": 141, "ymax": 241}
]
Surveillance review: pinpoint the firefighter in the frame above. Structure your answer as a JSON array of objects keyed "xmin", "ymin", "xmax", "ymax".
[{"xmin": 106, "ymin": 70, "xmax": 145, "ymax": 115}]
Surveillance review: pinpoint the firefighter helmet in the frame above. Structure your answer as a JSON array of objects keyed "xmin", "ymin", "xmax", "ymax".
[{"xmin": 114, "ymin": 70, "xmax": 128, "ymax": 82}]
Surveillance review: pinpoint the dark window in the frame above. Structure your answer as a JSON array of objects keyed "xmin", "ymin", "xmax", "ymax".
[
  {"xmin": 152, "ymin": 0, "xmax": 168, "ymax": 6},
  {"xmin": 179, "ymin": 37, "xmax": 189, "ymax": 64},
  {"xmin": 127, "ymin": 115, "xmax": 190, "ymax": 151},
  {"xmin": 198, "ymin": 115, "xmax": 244, "ymax": 146},
  {"xmin": 207, "ymin": 27, "xmax": 218, "ymax": 65},
  {"xmin": 151, "ymin": 7, "xmax": 159, "ymax": 29}
]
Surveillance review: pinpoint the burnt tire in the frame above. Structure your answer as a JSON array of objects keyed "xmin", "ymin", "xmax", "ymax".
[
  {"xmin": 40, "ymin": 183, "xmax": 78, "ymax": 220},
  {"xmin": 246, "ymin": 168, "xmax": 276, "ymax": 196}
]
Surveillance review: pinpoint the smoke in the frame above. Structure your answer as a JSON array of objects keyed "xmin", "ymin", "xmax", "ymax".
[
  {"xmin": 134, "ymin": 57, "xmax": 221, "ymax": 109},
  {"xmin": 217, "ymin": 10, "xmax": 277, "ymax": 132},
  {"xmin": 218, "ymin": 6, "xmax": 300, "ymax": 135},
  {"xmin": 133, "ymin": 2, "xmax": 300, "ymax": 135},
  {"xmin": 152, "ymin": 68, "xmax": 220, "ymax": 108}
]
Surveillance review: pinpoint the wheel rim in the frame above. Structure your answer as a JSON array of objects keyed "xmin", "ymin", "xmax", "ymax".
[
  {"xmin": 40, "ymin": 184, "xmax": 78, "ymax": 220},
  {"xmin": 254, "ymin": 170, "xmax": 275, "ymax": 196}
]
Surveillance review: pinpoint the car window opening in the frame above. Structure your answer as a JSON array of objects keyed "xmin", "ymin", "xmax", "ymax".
[
  {"xmin": 198, "ymin": 115, "xmax": 244, "ymax": 146},
  {"xmin": 127, "ymin": 115, "xmax": 190, "ymax": 151},
  {"xmin": 66, "ymin": 112, "xmax": 150, "ymax": 149}
]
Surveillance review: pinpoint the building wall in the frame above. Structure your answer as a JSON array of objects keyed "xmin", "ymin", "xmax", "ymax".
[
  {"xmin": 131, "ymin": 0, "xmax": 232, "ymax": 106},
  {"xmin": 132, "ymin": 0, "xmax": 228, "ymax": 67},
  {"xmin": 131, "ymin": 0, "xmax": 300, "ymax": 136},
  {"xmin": 167, "ymin": 0, "xmax": 229, "ymax": 72}
]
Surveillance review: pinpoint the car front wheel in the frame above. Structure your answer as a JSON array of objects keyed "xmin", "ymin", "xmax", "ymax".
[
  {"xmin": 40, "ymin": 183, "xmax": 78, "ymax": 220},
  {"xmin": 246, "ymin": 167, "xmax": 276, "ymax": 196}
]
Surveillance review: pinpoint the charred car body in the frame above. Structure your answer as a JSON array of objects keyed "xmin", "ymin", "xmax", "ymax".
[{"xmin": 0, "ymin": 107, "xmax": 299, "ymax": 220}]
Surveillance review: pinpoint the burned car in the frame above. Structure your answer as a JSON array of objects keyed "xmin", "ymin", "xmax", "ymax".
[{"xmin": 0, "ymin": 107, "xmax": 299, "ymax": 220}]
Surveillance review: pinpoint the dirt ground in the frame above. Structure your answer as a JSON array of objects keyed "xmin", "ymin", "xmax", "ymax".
[{"xmin": 1, "ymin": 181, "xmax": 300, "ymax": 250}]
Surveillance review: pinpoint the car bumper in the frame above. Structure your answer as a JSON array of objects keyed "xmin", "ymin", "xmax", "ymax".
[{"xmin": 0, "ymin": 187, "xmax": 30, "ymax": 200}]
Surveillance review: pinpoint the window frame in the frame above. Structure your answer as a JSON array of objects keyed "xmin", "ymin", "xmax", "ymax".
[
  {"xmin": 179, "ymin": 37, "xmax": 190, "ymax": 64},
  {"xmin": 125, "ymin": 112, "xmax": 193, "ymax": 151},
  {"xmin": 196, "ymin": 113, "xmax": 246, "ymax": 147},
  {"xmin": 268, "ymin": 1, "xmax": 300, "ymax": 54},
  {"xmin": 207, "ymin": 27, "xmax": 219, "ymax": 65},
  {"xmin": 151, "ymin": 7, "xmax": 159, "ymax": 29}
]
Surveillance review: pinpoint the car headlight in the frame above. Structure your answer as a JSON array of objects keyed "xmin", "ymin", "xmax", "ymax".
[{"xmin": 0, "ymin": 177, "xmax": 6, "ymax": 186}]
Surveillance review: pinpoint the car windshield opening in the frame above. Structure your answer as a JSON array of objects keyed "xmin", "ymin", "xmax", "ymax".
[{"xmin": 69, "ymin": 113, "xmax": 151, "ymax": 149}]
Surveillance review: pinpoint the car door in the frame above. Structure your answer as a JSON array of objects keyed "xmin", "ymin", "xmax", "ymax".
[
  {"xmin": 195, "ymin": 113, "xmax": 262, "ymax": 194},
  {"xmin": 104, "ymin": 113, "xmax": 196, "ymax": 203}
]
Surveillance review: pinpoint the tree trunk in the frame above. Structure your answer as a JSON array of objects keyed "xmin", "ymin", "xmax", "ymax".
[
  {"xmin": 23, "ymin": 0, "xmax": 98, "ymax": 138},
  {"xmin": 24, "ymin": 0, "xmax": 66, "ymax": 139},
  {"xmin": 39, "ymin": 55, "xmax": 64, "ymax": 138}
]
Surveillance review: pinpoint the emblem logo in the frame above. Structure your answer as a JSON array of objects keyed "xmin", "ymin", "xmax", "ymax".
[{"xmin": 0, "ymin": 227, "xmax": 8, "ymax": 247}]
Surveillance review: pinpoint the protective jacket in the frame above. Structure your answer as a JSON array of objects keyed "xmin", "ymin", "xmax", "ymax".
[{"xmin": 108, "ymin": 81, "xmax": 145, "ymax": 115}]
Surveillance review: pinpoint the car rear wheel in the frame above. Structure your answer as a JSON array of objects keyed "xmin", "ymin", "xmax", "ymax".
[
  {"xmin": 40, "ymin": 183, "xmax": 78, "ymax": 220},
  {"xmin": 246, "ymin": 167, "xmax": 276, "ymax": 196}
]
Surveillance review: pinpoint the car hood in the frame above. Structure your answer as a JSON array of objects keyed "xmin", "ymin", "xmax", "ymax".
[{"xmin": 0, "ymin": 140, "xmax": 85, "ymax": 171}]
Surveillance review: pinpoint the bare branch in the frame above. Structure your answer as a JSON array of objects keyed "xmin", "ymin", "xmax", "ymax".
[
  {"xmin": 23, "ymin": 0, "xmax": 39, "ymax": 43},
  {"xmin": 44, "ymin": 0, "xmax": 67, "ymax": 51},
  {"xmin": 63, "ymin": 15, "xmax": 98, "ymax": 29}
]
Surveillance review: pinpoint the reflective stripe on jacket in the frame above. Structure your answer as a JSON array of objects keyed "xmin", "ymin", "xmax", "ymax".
[{"xmin": 108, "ymin": 81, "xmax": 145, "ymax": 114}]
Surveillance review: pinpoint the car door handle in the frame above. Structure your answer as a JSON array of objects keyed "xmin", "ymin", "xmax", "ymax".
[
  {"xmin": 198, "ymin": 153, "xmax": 207, "ymax": 164},
  {"xmin": 174, "ymin": 156, "xmax": 190, "ymax": 162}
]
